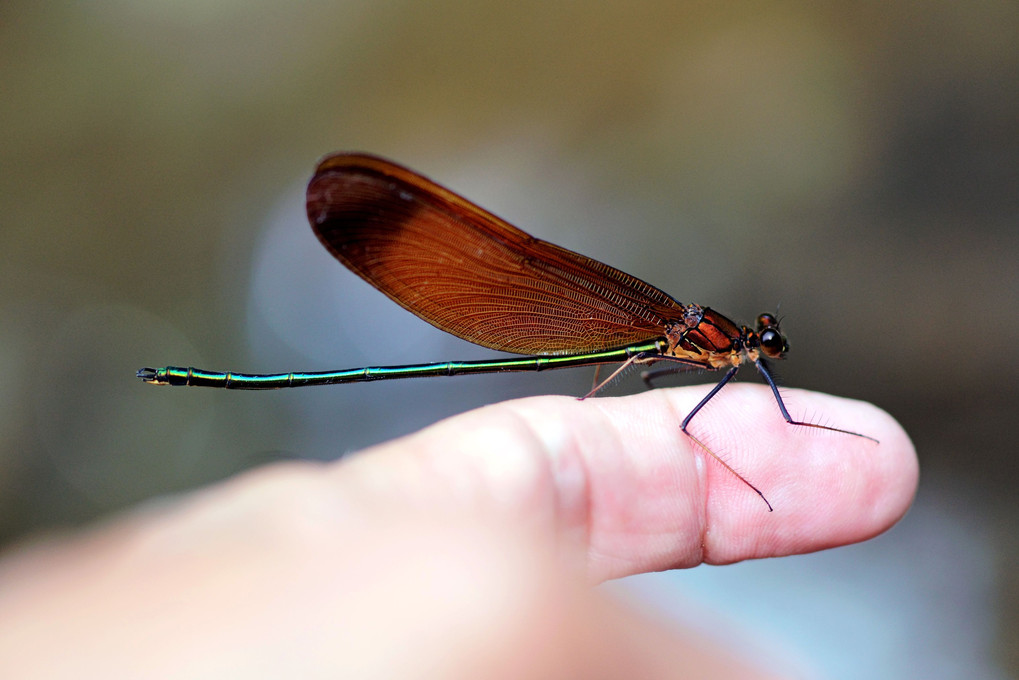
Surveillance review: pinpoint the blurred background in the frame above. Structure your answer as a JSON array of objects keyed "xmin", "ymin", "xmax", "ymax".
[{"xmin": 1, "ymin": 2, "xmax": 1015, "ymax": 677}]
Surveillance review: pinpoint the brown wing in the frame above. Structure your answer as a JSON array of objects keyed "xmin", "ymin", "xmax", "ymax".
[{"xmin": 306, "ymin": 153, "xmax": 686, "ymax": 355}]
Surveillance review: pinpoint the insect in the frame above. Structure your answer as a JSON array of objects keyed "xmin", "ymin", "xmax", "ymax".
[{"xmin": 139, "ymin": 153, "xmax": 876, "ymax": 510}]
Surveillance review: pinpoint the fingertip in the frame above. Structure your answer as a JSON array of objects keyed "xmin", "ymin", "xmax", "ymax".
[
  {"xmin": 691, "ymin": 387, "xmax": 918, "ymax": 563},
  {"xmin": 344, "ymin": 385, "xmax": 918, "ymax": 578},
  {"xmin": 539, "ymin": 386, "xmax": 919, "ymax": 570}
]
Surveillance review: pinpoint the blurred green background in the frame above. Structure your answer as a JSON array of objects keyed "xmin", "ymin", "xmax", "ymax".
[{"xmin": 1, "ymin": 2, "xmax": 1016, "ymax": 677}]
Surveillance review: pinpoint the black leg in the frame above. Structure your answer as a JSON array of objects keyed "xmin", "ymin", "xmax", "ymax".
[
  {"xmin": 639, "ymin": 356, "xmax": 711, "ymax": 390},
  {"xmin": 680, "ymin": 366, "xmax": 739, "ymax": 432},
  {"xmin": 675, "ymin": 366, "xmax": 774, "ymax": 511},
  {"xmin": 641, "ymin": 365, "xmax": 688, "ymax": 390},
  {"xmin": 755, "ymin": 358, "xmax": 879, "ymax": 443}
]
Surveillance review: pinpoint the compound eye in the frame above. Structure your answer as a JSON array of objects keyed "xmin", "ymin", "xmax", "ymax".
[
  {"xmin": 756, "ymin": 313, "xmax": 778, "ymax": 331},
  {"xmin": 759, "ymin": 328, "xmax": 788, "ymax": 358}
]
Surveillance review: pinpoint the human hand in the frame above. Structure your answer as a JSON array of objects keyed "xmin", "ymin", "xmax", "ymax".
[{"xmin": 0, "ymin": 385, "xmax": 916, "ymax": 678}]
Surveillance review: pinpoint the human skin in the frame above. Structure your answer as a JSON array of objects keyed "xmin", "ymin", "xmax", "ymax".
[{"xmin": 0, "ymin": 385, "xmax": 916, "ymax": 678}]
